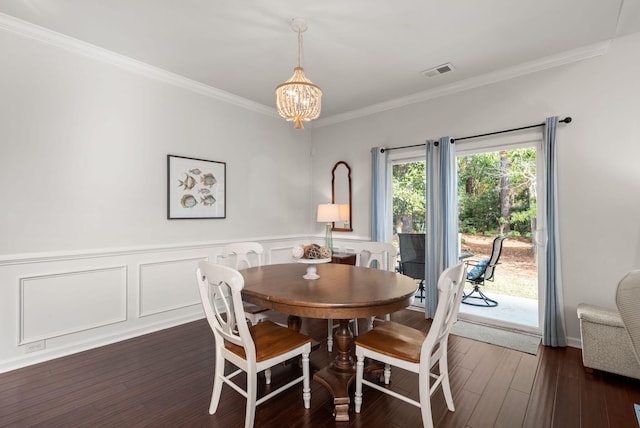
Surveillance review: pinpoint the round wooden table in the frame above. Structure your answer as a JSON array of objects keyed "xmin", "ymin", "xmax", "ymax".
[{"xmin": 240, "ymin": 262, "xmax": 417, "ymax": 421}]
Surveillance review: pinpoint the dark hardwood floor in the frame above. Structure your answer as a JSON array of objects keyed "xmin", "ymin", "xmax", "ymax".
[{"xmin": 2, "ymin": 310, "xmax": 640, "ymax": 428}]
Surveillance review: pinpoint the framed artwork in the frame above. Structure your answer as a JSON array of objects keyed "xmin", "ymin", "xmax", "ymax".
[{"xmin": 167, "ymin": 155, "xmax": 226, "ymax": 219}]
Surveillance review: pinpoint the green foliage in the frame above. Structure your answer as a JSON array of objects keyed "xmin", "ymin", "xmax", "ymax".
[
  {"xmin": 392, "ymin": 147, "xmax": 537, "ymax": 236},
  {"xmin": 457, "ymin": 148, "xmax": 537, "ymax": 235},
  {"xmin": 510, "ymin": 203, "xmax": 536, "ymax": 234},
  {"xmin": 462, "ymin": 225, "xmax": 477, "ymax": 235},
  {"xmin": 392, "ymin": 162, "xmax": 426, "ymax": 232},
  {"xmin": 458, "ymin": 153, "xmax": 501, "ymax": 232}
]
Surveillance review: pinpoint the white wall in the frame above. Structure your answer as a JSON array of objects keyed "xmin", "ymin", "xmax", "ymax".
[
  {"xmin": 311, "ymin": 32, "xmax": 640, "ymax": 345},
  {"xmin": 0, "ymin": 28, "xmax": 313, "ymax": 256},
  {"xmin": 0, "ymin": 25, "xmax": 316, "ymax": 371}
]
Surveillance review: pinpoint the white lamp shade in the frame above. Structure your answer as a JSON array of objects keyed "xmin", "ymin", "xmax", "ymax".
[{"xmin": 317, "ymin": 203, "xmax": 341, "ymax": 222}]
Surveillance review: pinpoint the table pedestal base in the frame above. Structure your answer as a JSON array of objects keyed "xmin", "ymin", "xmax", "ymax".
[
  {"xmin": 313, "ymin": 365, "xmax": 355, "ymax": 422},
  {"xmin": 313, "ymin": 319, "xmax": 355, "ymax": 421}
]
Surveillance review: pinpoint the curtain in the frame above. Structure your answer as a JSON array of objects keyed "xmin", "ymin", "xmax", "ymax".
[
  {"xmin": 542, "ymin": 117, "xmax": 567, "ymax": 346},
  {"xmin": 371, "ymin": 147, "xmax": 392, "ymax": 242},
  {"xmin": 424, "ymin": 137, "xmax": 459, "ymax": 318}
]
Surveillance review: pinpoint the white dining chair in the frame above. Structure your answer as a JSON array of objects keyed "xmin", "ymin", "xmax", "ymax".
[
  {"xmin": 354, "ymin": 262, "xmax": 467, "ymax": 428},
  {"xmin": 220, "ymin": 242, "xmax": 276, "ymax": 325},
  {"xmin": 357, "ymin": 242, "xmax": 399, "ymax": 329},
  {"xmin": 197, "ymin": 261, "xmax": 312, "ymax": 428},
  {"xmin": 326, "ymin": 242, "xmax": 398, "ymax": 352}
]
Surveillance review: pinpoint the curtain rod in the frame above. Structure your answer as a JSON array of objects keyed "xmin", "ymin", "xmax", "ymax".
[
  {"xmin": 380, "ymin": 116, "xmax": 572, "ymax": 153},
  {"xmin": 451, "ymin": 116, "xmax": 572, "ymax": 143}
]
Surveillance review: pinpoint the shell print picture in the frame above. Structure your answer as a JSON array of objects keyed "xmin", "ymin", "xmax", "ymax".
[
  {"xmin": 168, "ymin": 155, "xmax": 226, "ymax": 219},
  {"xmin": 176, "ymin": 169, "xmax": 216, "ymax": 209}
]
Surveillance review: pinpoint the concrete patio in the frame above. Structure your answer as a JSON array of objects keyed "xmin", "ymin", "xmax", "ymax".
[{"xmin": 410, "ymin": 291, "xmax": 539, "ymax": 332}]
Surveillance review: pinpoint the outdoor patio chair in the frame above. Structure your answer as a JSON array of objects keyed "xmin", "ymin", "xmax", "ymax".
[
  {"xmin": 398, "ymin": 233, "xmax": 426, "ymax": 301},
  {"xmin": 462, "ymin": 235, "xmax": 507, "ymax": 307}
]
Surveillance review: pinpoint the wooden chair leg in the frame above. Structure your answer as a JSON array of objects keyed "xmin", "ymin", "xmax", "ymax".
[
  {"xmin": 354, "ymin": 354, "xmax": 365, "ymax": 413},
  {"xmin": 245, "ymin": 369, "xmax": 257, "ymax": 428},
  {"xmin": 302, "ymin": 352, "xmax": 311, "ymax": 408},
  {"xmin": 418, "ymin": 370, "xmax": 435, "ymax": 428},
  {"xmin": 209, "ymin": 352, "xmax": 225, "ymax": 414}
]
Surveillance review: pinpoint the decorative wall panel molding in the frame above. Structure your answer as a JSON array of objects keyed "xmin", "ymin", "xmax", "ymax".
[
  {"xmin": 20, "ymin": 266, "xmax": 127, "ymax": 344},
  {"xmin": 3, "ymin": 236, "xmax": 337, "ymax": 372},
  {"xmin": 139, "ymin": 257, "xmax": 207, "ymax": 317},
  {"xmin": 269, "ymin": 245, "xmax": 296, "ymax": 264}
]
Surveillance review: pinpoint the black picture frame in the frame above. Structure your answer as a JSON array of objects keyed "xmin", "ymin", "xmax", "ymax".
[{"xmin": 167, "ymin": 154, "xmax": 226, "ymax": 219}]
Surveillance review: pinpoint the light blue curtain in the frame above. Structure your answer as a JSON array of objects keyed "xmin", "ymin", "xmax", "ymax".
[
  {"xmin": 371, "ymin": 147, "xmax": 392, "ymax": 242},
  {"xmin": 424, "ymin": 137, "xmax": 459, "ymax": 318},
  {"xmin": 542, "ymin": 117, "xmax": 567, "ymax": 347}
]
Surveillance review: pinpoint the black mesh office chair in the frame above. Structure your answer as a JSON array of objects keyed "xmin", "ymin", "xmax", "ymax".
[
  {"xmin": 398, "ymin": 233, "xmax": 426, "ymax": 301},
  {"xmin": 462, "ymin": 236, "xmax": 507, "ymax": 307}
]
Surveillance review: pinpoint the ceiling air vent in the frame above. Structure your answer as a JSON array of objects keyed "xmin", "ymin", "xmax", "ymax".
[{"xmin": 421, "ymin": 63, "xmax": 455, "ymax": 78}]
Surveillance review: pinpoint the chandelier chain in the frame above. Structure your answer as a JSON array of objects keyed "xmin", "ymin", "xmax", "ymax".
[{"xmin": 297, "ymin": 29, "xmax": 302, "ymax": 68}]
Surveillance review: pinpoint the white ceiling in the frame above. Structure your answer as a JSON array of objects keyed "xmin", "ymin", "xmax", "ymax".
[{"xmin": 1, "ymin": 0, "xmax": 639, "ymax": 123}]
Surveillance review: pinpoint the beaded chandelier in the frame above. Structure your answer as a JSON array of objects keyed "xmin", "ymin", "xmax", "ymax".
[{"xmin": 275, "ymin": 18, "xmax": 322, "ymax": 129}]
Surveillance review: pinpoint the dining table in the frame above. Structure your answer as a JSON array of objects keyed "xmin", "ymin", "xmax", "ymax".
[{"xmin": 240, "ymin": 262, "xmax": 417, "ymax": 422}]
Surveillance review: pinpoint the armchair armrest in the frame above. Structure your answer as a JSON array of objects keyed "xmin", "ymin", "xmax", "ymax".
[{"xmin": 577, "ymin": 303, "xmax": 624, "ymax": 328}]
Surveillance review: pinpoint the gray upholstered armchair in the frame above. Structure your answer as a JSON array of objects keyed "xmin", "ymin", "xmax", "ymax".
[{"xmin": 577, "ymin": 270, "xmax": 640, "ymax": 379}]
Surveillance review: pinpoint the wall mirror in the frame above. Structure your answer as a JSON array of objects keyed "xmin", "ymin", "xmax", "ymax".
[{"xmin": 331, "ymin": 161, "xmax": 352, "ymax": 232}]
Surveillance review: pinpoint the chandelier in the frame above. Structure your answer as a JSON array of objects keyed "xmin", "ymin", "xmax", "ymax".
[{"xmin": 275, "ymin": 18, "xmax": 322, "ymax": 129}]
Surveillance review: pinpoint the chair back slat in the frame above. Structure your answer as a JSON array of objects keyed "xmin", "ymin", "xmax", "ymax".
[
  {"xmin": 483, "ymin": 236, "xmax": 507, "ymax": 281},
  {"xmin": 197, "ymin": 261, "xmax": 255, "ymax": 355},
  {"xmin": 421, "ymin": 263, "xmax": 467, "ymax": 367},
  {"xmin": 355, "ymin": 242, "xmax": 397, "ymax": 272},
  {"xmin": 398, "ymin": 233, "xmax": 426, "ymax": 280},
  {"xmin": 221, "ymin": 242, "xmax": 264, "ymax": 270},
  {"xmin": 398, "ymin": 233, "xmax": 425, "ymax": 262}
]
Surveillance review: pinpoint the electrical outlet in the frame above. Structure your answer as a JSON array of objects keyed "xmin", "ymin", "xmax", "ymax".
[{"xmin": 24, "ymin": 340, "xmax": 45, "ymax": 353}]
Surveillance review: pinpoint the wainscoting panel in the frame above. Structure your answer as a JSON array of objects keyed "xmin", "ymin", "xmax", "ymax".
[
  {"xmin": 139, "ymin": 257, "xmax": 206, "ymax": 317},
  {"xmin": 270, "ymin": 245, "xmax": 295, "ymax": 264},
  {"xmin": 3, "ymin": 235, "xmax": 358, "ymax": 373},
  {"xmin": 20, "ymin": 266, "xmax": 127, "ymax": 344}
]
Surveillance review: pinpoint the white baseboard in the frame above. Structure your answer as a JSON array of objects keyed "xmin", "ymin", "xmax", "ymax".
[{"xmin": 1, "ymin": 312, "xmax": 204, "ymax": 373}]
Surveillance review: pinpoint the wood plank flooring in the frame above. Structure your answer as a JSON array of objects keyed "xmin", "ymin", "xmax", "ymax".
[{"xmin": 2, "ymin": 309, "xmax": 640, "ymax": 427}]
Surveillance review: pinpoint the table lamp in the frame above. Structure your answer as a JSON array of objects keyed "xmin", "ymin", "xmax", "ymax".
[{"xmin": 317, "ymin": 203, "xmax": 341, "ymax": 251}]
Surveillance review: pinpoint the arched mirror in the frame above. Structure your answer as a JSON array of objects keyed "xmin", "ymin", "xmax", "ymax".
[{"xmin": 331, "ymin": 161, "xmax": 352, "ymax": 232}]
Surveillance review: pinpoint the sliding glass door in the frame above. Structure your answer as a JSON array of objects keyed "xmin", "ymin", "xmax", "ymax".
[
  {"xmin": 455, "ymin": 133, "xmax": 543, "ymax": 333},
  {"xmin": 389, "ymin": 135, "xmax": 543, "ymax": 333}
]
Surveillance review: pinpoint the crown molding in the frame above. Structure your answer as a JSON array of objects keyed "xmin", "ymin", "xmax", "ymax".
[
  {"xmin": 315, "ymin": 41, "xmax": 610, "ymax": 128},
  {"xmin": 0, "ymin": 13, "xmax": 278, "ymax": 118},
  {"xmin": 0, "ymin": 12, "xmax": 611, "ymax": 129}
]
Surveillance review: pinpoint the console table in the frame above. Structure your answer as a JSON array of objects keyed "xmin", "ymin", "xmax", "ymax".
[{"xmin": 331, "ymin": 252, "xmax": 356, "ymax": 265}]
